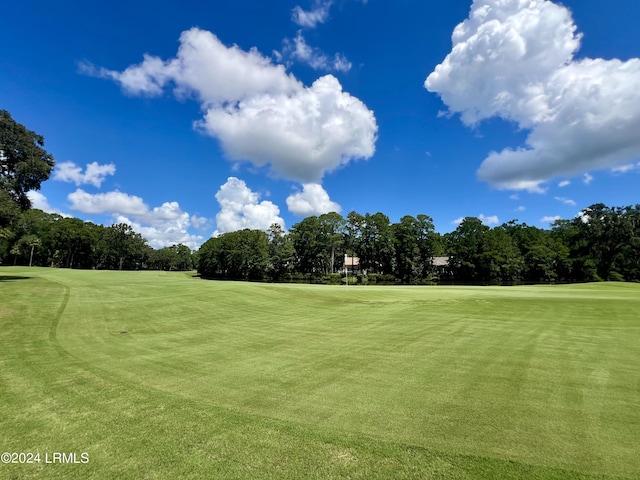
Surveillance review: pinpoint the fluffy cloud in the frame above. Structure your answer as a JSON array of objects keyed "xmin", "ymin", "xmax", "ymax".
[
  {"xmin": 478, "ymin": 214, "xmax": 499, "ymax": 226},
  {"xmin": 68, "ymin": 189, "xmax": 147, "ymax": 215},
  {"xmin": 555, "ymin": 196, "xmax": 576, "ymax": 206},
  {"xmin": 611, "ymin": 162, "xmax": 640, "ymax": 174},
  {"xmin": 54, "ymin": 161, "xmax": 116, "ymax": 187},
  {"xmin": 558, "ymin": 180, "xmax": 570, "ymax": 187},
  {"xmin": 291, "ymin": 0, "xmax": 367, "ymax": 28},
  {"xmin": 286, "ymin": 183, "xmax": 341, "ymax": 216},
  {"xmin": 541, "ymin": 215, "xmax": 561, "ymax": 223},
  {"xmin": 26, "ymin": 191, "xmax": 71, "ymax": 217},
  {"xmin": 213, "ymin": 177, "xmax": 284, "ymax": 236},
  {"xmin": 81, "ymin": 30, "xmax": 298, "ymax": 102},
  {"xmin": 451, "ymin": 214, "xmax": 499, "ymax": 226},
  {"xmin": 280, "ymin": 31, "xmax": 352, "ymax": 72},
  {"xmin": 190, "ymin": 214, "xmax": 212, "ymax": 231},
  {"xmin": 198, "ymin": 74, "xmax": 375, "ymax": 182},
  {"xmin": 114, "ymin": 214, "xmax": 202, "ymax": 250},
  {"xmin": 87, "ymin": 28, "xmax": 376, "ymax": 183},
  {"xmin": 426, "ymin": 0, "xmax": 640, "ymax": 191},
  {"xmin": 67, "ymin": 189, "xmax": 204, "ymax": 249},
  {"xmin": 292, "ymin": 0, "xmax": 333, "ymax": 28}
]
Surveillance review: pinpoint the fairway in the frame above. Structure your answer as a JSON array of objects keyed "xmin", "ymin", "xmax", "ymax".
[{"xmin": 1, "ymin": 268, "xmax": 639, "ymax": 479}]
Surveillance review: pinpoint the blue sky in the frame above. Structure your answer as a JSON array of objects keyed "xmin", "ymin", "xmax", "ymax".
[{"xmin": 2, "ymin": 0, "xmax": 639, "ymax": 248}]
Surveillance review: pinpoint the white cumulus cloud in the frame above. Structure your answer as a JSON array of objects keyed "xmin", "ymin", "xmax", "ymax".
[
  {"xmin": 286, "ymin": 183, "xmax": 341, "ymax": 216},
  {"xmin": 68, "ymin": 189, "xmax": 147, "ymax": 215},
  {"xmin": 426, "ymin": 0, "xmax": 640, "ymax": 191},
  {"xmin": 198, "ymin": 74, "xmax": 375, "ymax": 182},
  {"xmin": 213, "ymin": 177, "xmax": 284, "ymax": 236},
  {"xmin": 190, "ymin": 214, "xmax": 212, "ymax": 231},
  {"xmin": 54, "ymin": 161, "xmax": 116, "ymax": 187},
  {"xmin": 86, "ymin": 27, "xmax": 376, "ymax": 183},
  {"xmin": 67, "ymin": 189, "xmax": 203, "ymax": 249},
  {"xmin": 558, "ymin": 180, "xmax": 570, "ymax": 187},
  {"xmin": 26, "ymin": 191, "xmax": 71, "ymax": 217},
  {"xmin": 541, "ymin": 215, "xmax": 561, "ymax": 223},
  {"xmin": 115, "ymin": 213, "xmax": 202, "ymax": 250}
]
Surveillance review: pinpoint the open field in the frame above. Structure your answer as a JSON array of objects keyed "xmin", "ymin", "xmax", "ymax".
[{"xmin": 1, "ymin": 267, "xmax": 639, "ymax": 479}]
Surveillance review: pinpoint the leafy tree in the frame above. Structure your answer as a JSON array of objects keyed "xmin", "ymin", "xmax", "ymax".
[
  {"xmin": 198, "ymin": 229, "xmax": 269, "ymax": 280},
  {"xmin": 174, "ymin": 244, "xmax": 194, "ymax": 271},
  {"xmin": 612, "ymin": 205, "xmax": 640, "ymax": 281},
  {"xmin": 500, "ymin": 221, "xmax": 570, "ymax": 282},
  {"xmin": 147, "ymin": 244, "xmax": 193, "ymax": 271},
  {"xmin": 9, "ymin": 243, "xmax": 21, "ymax": 265},
  {"xmin": 445, "ymin": 217, "xmax": 490, "ymax": 281},
  {"xmin": 416, "ymin": 214, "xmax": 438, "ymax": 277},
  {"xmin": 0, "ymin": 226, "xmax": 13, "ymax": 259},
  {"xmin": 290, "ymin": 216, "xmax": 326, "ymax": 273},
  {"xmin": 359, "ymin": 212, "xmax": 395, "ymax": 275},
  {"xmin": 268, "ymin": 223, "xmax": 295, "ymax": 280},
  {"xmin": 345, "ymin": 211, "xmax": 365, "ymax": 259},
  {"xmin": 318, "ymin": 212, "xmax": 346, "ymax": 273},
  {"xmin": 0, "ymin": 110, "xmax": 55, "ymax": 221},
  {"xmin": 96, "ymin": 223, "xmax": 149, "ymax": 270},
  {"xmin": 0, "ymin": 190, "xmax": 21, "ymax": 229},
  {"xmin": 480, "ymin": 227, "xmax": 524, "ymax": 282},
  {"xmin": 392, "ymin": 215, "xmax": 423, "ymax": 283},
  {"xmin": 52, "ymin": 217, "xmax": 97, "ymax": 268},
  {"xmin": 19, "ymin": 234, "xmax": 42, "ymax": 267}
]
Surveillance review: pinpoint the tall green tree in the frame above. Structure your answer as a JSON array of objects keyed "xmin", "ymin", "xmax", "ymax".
[
  {"xmin": 268, "ymin": 223, "xmax": 295, "ymax": 280},
  {"xmin": 359, "ymin": 212, "xmax": 395, "ymax": 274},
  {"xmin": 416, "ymin": 214, "xmax": 438, "ymax": 277},
  {"xmin": 445, "ymin": 217, "xmax": 490, "ymax": 281},
  {"xmin": 392, "ymin": 215, "xmax": 423, "ymax": 283},
  {"xmin": 96, "ymin": 223, "xmax": 149, "ymax": 270},
  {"xmin": 198, "ymin": 229, "xmax": 269, "ymax": 280},
  {"xmin": 318, "ymin": 212, "xmax": 346, "ymax": 273},
  {"xmin": 0, "ymin": 110, "xmax": 55, "ymax": 223},
  {"xmin": 480, "ymin": 227, "xmax": 524, "ymax": 282},
  {"xmin": 290, "ymin": 216, "xmax": 326, "ymax": 274}
]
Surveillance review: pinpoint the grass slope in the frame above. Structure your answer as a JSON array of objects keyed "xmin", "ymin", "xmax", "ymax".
[{"xmin": 1, "ymin": 267, "xmax": 639, "ymax": 479}]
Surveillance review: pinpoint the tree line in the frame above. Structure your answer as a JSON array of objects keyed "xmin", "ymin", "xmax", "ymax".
[
  {"xmin": 0, "ymin": 208, "xmax": 195, "ymax": 271},
  {"xmin": 197, "ymin": 204, "xmax": 640, "ymax": 284},
  {"xmin": 0, "ymin": 109, "xmax": 194, "ymax": 271},
  {"xmin": 2, "ymin": 109, "xmax": 639, "ymax": 282}
]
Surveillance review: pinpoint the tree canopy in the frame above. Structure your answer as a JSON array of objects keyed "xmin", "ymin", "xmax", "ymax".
[
  {"xmin": 197, "ymin": 205, "xmax": 640, "ymax": 285},
  {"xmin": 0, "ymin": 110, "xmax": 55, "ymax": 223}
]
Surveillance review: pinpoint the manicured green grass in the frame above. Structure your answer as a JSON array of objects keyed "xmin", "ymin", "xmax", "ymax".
[{"xmin": 1, "ymin": 267, "xmax": 639, "ymax": 479}]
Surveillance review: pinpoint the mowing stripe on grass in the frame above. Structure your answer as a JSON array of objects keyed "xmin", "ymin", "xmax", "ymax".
[{"xmin": 1, "ymin": 267, "xmax": 638, "ymax": 479}]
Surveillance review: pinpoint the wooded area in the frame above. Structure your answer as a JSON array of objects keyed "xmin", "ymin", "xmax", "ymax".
[
  {"xmin": 197, "ymin": 205, "xmax": 640, "ymax": 284},
  {"xmin": 2, "ymin": 109, "xmax": 639, "ymax": 283}
]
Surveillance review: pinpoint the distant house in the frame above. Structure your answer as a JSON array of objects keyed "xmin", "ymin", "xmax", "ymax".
[
  {"xmin": 343, "ymin": 254, "xmax": 361, "ymax": 274},
  {"xmin": 431, "ymin": 256, "xmax": 449, "ymax": 268},
  {"xmin": 431, "ymin": 256, "xmax": 451, "ymax": 278}
]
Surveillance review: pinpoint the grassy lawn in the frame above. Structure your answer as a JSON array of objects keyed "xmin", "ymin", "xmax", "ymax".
[{"xmin": 1, "ymin": 267, "xmax": 639, "ymax": 479}]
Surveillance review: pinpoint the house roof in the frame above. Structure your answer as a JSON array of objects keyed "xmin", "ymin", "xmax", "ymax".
[
  {"xmin": 344, "ymin": 256, "xmax": 360, "ymax": 266},
  {"xmin": 431, "ymin": 256, "xmax": 450, "ymax": 266}
]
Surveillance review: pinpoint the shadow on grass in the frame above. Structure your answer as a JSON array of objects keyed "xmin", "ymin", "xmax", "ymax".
[{"xmin": 0, "ymin": 275, "xmax": 33, "ymax": 282}]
